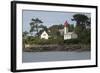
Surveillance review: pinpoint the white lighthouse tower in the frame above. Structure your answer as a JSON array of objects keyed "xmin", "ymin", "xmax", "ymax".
[
  {"xmin": 64, "ymin": 21, "xmax": 69, "ymax": 40},
  {"xmin": 64, "ymin": 20, "xmax": 78, "ymax": 40},
  {"xmin": 64, "ymin": 21, "xmax": 68, "ymax": 34}
]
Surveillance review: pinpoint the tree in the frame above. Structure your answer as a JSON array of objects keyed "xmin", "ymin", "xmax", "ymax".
[
  {"xmin": 36, "ymin": 25, "xmax": 48, "ymax": 36},
  {"xmin": 22, "ymin": 31, "xmax": 28, "ymax": 49},
  {"xmin": 23, "ymin": 31, "xmax": 28, "ymax": 39},
  {"xmin": 86, "ymin": 18, "xmax": 91, "ymax": 29},
  {"xmin": 30, "ymin": 18, "xmax": 43, "ymax": 36},
  {"xmin": 72, "ymin": 14, "xmax": 89, "ymax": 29},
  {"xmin": 79, "ymin": 29, "xmax": 91, "ymax": 44},
  {"xmin": 72, "ymin": 14, "xmax": 91, "ymax": 44},
  {"xmin": 69, "ymin": 24, "xmax": 74, "ymax": 32},
  {"xmin": 49, "ymin": 25, "xmax": 62, "ymax": 37}
]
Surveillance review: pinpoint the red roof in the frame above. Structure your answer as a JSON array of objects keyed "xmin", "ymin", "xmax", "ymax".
[{"xmin": 64, "ymin": 20, "xmax": 69, "ymax": 27}]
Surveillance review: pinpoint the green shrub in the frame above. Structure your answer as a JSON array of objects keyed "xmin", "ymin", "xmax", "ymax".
[{"xmin": 64, "ymin": 39, "xmax": 79, "ymax": 44}]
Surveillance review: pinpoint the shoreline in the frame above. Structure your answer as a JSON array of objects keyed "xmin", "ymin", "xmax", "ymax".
[{"xmin": 23, "ymin": 44, "xmax": 90, "ymax": 52}]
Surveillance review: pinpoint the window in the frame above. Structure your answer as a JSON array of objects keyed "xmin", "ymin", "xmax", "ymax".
[{"xmin": 43, "ymin": 34, "xmax": 46, "ymax": 36}]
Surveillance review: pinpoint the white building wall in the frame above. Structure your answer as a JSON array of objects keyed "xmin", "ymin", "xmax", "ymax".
[
  {"xmin": 64, "ymin": 34, "xmax": 71, "ymax": 40},
  {"xmin": 64, "ymin": 27, "xmax": 68, "ymax": 34},
  {"xmin": 40, "ymin": 31, "xmax": 49, "ymax": 39},
  {"xmin": 71, "ymin": 33, "xmax": 78, "ymax": 39}
]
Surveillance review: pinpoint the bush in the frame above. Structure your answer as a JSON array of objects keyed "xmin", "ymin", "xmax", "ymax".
[
  {"xmin": 28, "ymin": 36, "xmax": 64, "ymax": 45},
  {"xmin": 64, "ymin": 39, "xmax": 79, "ymax": 44}
]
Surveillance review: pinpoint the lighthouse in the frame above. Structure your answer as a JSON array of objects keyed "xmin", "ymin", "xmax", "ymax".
[
  {"xmin": 64, "ymin": 20, "xmax": 78, "ymax": 40},
  {"xmin": 64, "ymin": 20, "xmax": 68, "ymax": 34},
  {"xmin": 64, "ymin": 20, "xmax": 69, "ymax": 40}
]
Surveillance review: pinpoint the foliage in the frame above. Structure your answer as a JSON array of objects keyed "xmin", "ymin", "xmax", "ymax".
[
  {"xmin": 23, "ymin": 35, "xmax": 64, "ymax": 45},
  {"xmin": 74, "ymin": 26, "xmax": 83, "ymax": 35},
  {"xmin": 37, "ymin": 25, "xmax": 48, "ymax": 36},
  {"xmin": 30, "ymin": 18, "xmax": 43, "ymax": 36},
  {"xmin": 68, "ymin": 24, "xmax": 74, "ymax": 32},
  {"xmin": 79, "ymin": 29, "xmax": 91, "ymax": 44},
  {"xmin": 74, "ymin": 26, "xmax": 91, "ymax": 44},
  {"xmin": 64, "ymin": 39, "xmax": 80, "ymax": 44},
  {"xmin": 22, "ymin": 31, "xmax": 28, "ymax": 48},
  {"xmin": 72, "ymin": 14, "xmax": 90, "ymax": 29},
  {"xmin": 48, "ymin": 24, "xmax": 63, "ymax": 36},
  {"xmin": 72, "ymin": 14, "xmax": 91, "ymax": 44},
  {"xmin": 23, "ymin": 31, "xmax": 28, "ymax": 38}
]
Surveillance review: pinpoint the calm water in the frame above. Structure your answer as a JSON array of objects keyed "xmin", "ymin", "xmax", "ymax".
[{"xmin": 22, "ymin": 51, "xmax": 90, "ymax": 63}]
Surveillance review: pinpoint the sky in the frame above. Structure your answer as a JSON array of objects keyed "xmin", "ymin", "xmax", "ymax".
[{"xmin": 22, "ymin": 10, "xmax": 90, "ymax": 32}]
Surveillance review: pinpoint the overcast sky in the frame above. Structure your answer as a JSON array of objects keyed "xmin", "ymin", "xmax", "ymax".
[{"xmin": 23, "ymin": 10, "xmax": 90, "ymax": 32}]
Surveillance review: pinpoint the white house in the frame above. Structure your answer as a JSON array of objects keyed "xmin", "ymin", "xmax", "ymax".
[
  {"xmin": 64, "ymin": 21, "xmax": 78, "ymax": 40},
  {"xmin": 40, "ymin": 31, "xmax": 49, "ymax": 39},
  {"xmin": 64, "ymin": 32, "xmax": 78, "ymax": 40}
]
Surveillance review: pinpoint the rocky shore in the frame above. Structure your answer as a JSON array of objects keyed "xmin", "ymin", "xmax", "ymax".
[{"xmin": 23, "ymin": 44, "xmax": 90, "ymax": 52}]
